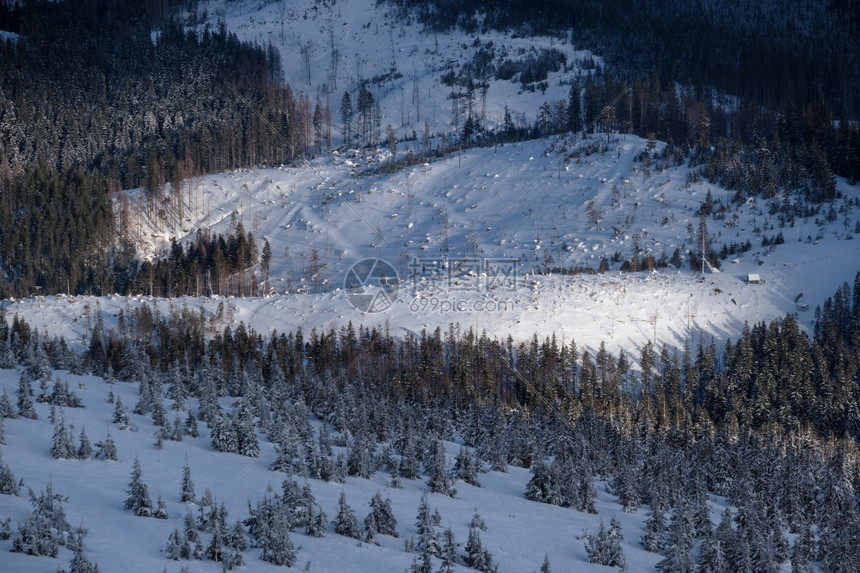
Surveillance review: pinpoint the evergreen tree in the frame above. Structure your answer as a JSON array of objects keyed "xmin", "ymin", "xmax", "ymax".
[
  {"xmin": 409, "ymin": 550, "xmax": 434, "ymax": 573},
  {"xmin": 154, "ymin": 495, "xmax": 169, "ymax": 519},
  {"xmin": 50, "ymin": 412, "xmax": 75, "ymax": 459},
  {"xmin": 112, "ymin": 395, "xmax": 130, "ymax": 429},
  {"xmin": 697, "ymin": 532, "xmax": 730, "ymax": 573},
  {"xmin": 76, "ymin": 426, "xmax": 93, "ymax": 459},
  {"xmin": 426, "ymin": 440, "xmax": 456, "ymax": 497},
  {"xmin": 95, "ymin": 431, "xmax": 118, "ymax": 461},
  {"xmin": 470, "ymin": 509, "xmax": 488, "ymax": 532},
  {"xmin": 439, "ymin": 526, "xmax": 459, "ymax": 572},
  {"xmin": 66, "ymin": 529, "xmax": 98, "ymax": 573},
  {"xmin": 16, "ymin": 374, "xmax": 37, "ymax": 419},
  {"xmin": 642, "ymin": 504, "xmax": 667, "ymax": 553},
  {"xmin": 585, "ymin": 517, "xmax": 627, "ymax": 570},
  {"xmin": 0, "ymin": 388, "xmax": 17, "ymax": 418},
  {"xmin": 333, "ymin": 491, "xmax": 361, "ymax": 539},
  {"xmin": 453, "ymin": 446, "xmax": 480, "ymax": 486},
  {"xmin": 124, "ymin": 456, "xmax": 154, "ymax": 517},
  {"xmin": 0, "ymin": 450, "xmax": 19, "ymax": 495},
  {"xmin": 656, "ymin": 501, "xmax": 695, "ymax": 573},
  {"xmin": 165, "ymin": 528, "xmax": 185, "ymax": 561},
  {"xmin": 180, "ymin": 461, "xmax": 196, "ymax": 503},
  {"xmin": 10, "ymin": 481, "xmax": 72, "ymax": 557},
  {"xmin": 541, "ymin": 553, "xmax": 552, "ymax": 573},
  {"xmin": 463, "ymin": 523, "xmax": 497, "ymax": 572},
  {"xmin": 366, "ymin": 491, "xmax": 398, "ymax": 537}
]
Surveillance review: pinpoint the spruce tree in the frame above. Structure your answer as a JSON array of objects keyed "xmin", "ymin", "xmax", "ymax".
[
  {"xmin": 124, "ymin": 456, "xmax": 154, "ymax": 517},
  {"xmin": 95, "ymin": 431, "xmax": 118, "ymax": 461},
  {"xmin": 165, "ymin": 528, "xmax": 184, "ymax": 561},
  {"xmin": 16, "ymin": 374, "xmax": 37, "ymax": 419},
  {"xmin": 67, "ymin": 529, "xmax": 98, "ymax": 573},
  {"xmin": 439, "ymin": 527, "xmax": 459, "ymax": 572},
  {"xmin": 463, "ymin": 523, "xmax": 497, "ymax": 572},
  {"xmin": 333, "ymin": 491, "xmax": 361, "ymax": 539},
  {"xmin": 0, "ymin": 450, "xmax": 19, "ymax": 495},
  {"xmin": 541, "ymin": 553, "xmax": 552, "ymax": 573},
  {"xmin": 51, "ymin": 412, "xmax": 75, "ymax": 459},
  {"xmin": 642, "ymin": 505, "xmax": 667, "ymax": 553},
  {"xmin": 76, "ymin": 426, "xmax": 93, "ymax": 459},
  {"xmin": 426, "ymin": 440, "xmax": 456, "ymax": 497},
  {"xmin": 0, "ymin": 388, "xmax": 17, "ymax": 418},
  {"xmin": 453, "ymin": 445, "xmax": 480, "ymax": 486},
  {"xmin": 585, "ymin": 517, "xmax": 627, "ymax": 570},
  {"xmin": 180, "ymin": 461, "xmax": 196, "ymax": 503},
  {"xmin": 366, "ymin": 491, "xmax": 398, "ymax": 538}
]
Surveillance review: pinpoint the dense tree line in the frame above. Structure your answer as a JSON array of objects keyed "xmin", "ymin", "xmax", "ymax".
[{"xmin": 118, "ymin": 223, "xmax": 263, "ymax": 297}]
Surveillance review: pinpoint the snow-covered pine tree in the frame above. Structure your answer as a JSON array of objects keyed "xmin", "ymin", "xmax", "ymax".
[
  {"xmin": 305, "ymin": 502, "xmax": 327, "ymax": 538},
  {"xmin": 112, "ymin": 395, "xmax": 130, "ymax": 429},
  {"xmin": 124, "ymin": 455, "xmax": 154, "ymax": 517},
  {"xmin": 165, "ymin": 528, "xmax": 185, "ymax": 561},
  {"xmin": 183, "ymin": 509, "xmax": 201, "ymax": 553},
  {"xmin": 0, "ymin": 388, "xmax": 17, "ymax": 418},
  {"xmin": 51, "ymin": 411, "xmax": 76, "ymax": 459},
  {"xmin": 439, "ymin": 526, "xmax": 459, "ymax": 572},
  {"xmin": 184, "ymin": 412, "xmax": 199, "ymax": 438},
  {"xmin": 347, "ymin": 432, "xmax": 376, "ymax": 478},
  {"xmin": 415, "ymin": 493, "xmax": 441, "ymax": 558},
  {"xmin": 11, "ymin": 481, "xmax": 72, "ymax": 557},
  {"xmin": 154, "ymin": 495, "xmax": 169, "ymax": 519},
  {"xmin": 409, "ymin": 549, "xmax": 434, "ymax": 573},
  {"xmin": 77, "ymin": 426, "xmax": 93, "ymax": 459},
  {"xmin": 95, "ymin": 431, "xmax": 117, "ymax": 461},
  {"xmin": 463, "ymin": 522, "xmax": 497, "ymax": 572},
  {"xmin": 234, "ymin": 399, "xmax": 259, "ymax": 457},
  {"xmin": 0, "ymin": 450, "xmax": 19, "ymax": 495},
  {"xmin": 205, "ymin": 502, "xmax": 229, "ymax": 563},
  {"xmin": 697, "ymin": 532, "xmax": 730, "ymax": 573},
  {"xmin": 211, "ymin": 413, "xmax": 239, "ymax": 454},
  {"xmin": 258, "ymin": 497, "xmax": 297, "ymax": 566},
  {"xmin": 368, "ymin": 491, "xmax": 398, "ymax": 537},
  {"xmin": 333, "ymin": 490, "xmax": 361, "ymax": 539},
  {"xmin": 453, "ymin": 446, "xmax": 480, "ymax": 486},
  {"xmin": 526, "ymin": 458, "xmax": 564, "ymax": 505},
  {"xmin": 656, "ymin": 500, "xmax": 695, "ymax": 573},
  {"xmin": 180, "ymin": 460, "xmax": 196, "ymax": 503},
  {"xmin": 16, "ymin": 374, "xmax": 37, "ymax": 419},
  {"xmin": 426, "ymin": 440, "xmax": 456, "ymax": 497},
  {"xmin": 789, "ymin": 521, "xmax": 814, "ymax": 573},
  {"xmin": 541, "ymin": 553, "xmax": 552, "ymax": 573},
  {"xmin": 66, "ymin": 528, "xmax": 98, "ymax": 573},
  {"xmin": 585, "ymin": 517, "xmax": 626, "ymax": 570},
  {"xmin": 641, "ymin": 504, "xmax": 667, "ymax": 553},
  {"xmin": 470, "ymin": 509, "xmax": 487, "ymax": 532}
]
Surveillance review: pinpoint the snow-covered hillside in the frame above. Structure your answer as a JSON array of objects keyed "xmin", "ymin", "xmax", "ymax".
[
  {"xmin": 10, "ymin": 132, "xmax": 860, "ymax": 358},
  {"xmin": 188, "ymin": 0, "xmax": 599, "ymax": 143}
]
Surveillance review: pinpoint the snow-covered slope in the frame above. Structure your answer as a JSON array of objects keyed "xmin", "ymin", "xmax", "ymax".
[
  {"xmin": 190, "ymin": 0, "xmax": 598, "ymax": 142},
  {"xmin": 11, "ymin": 133, "xmax": 860, "ymax": 357}
]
